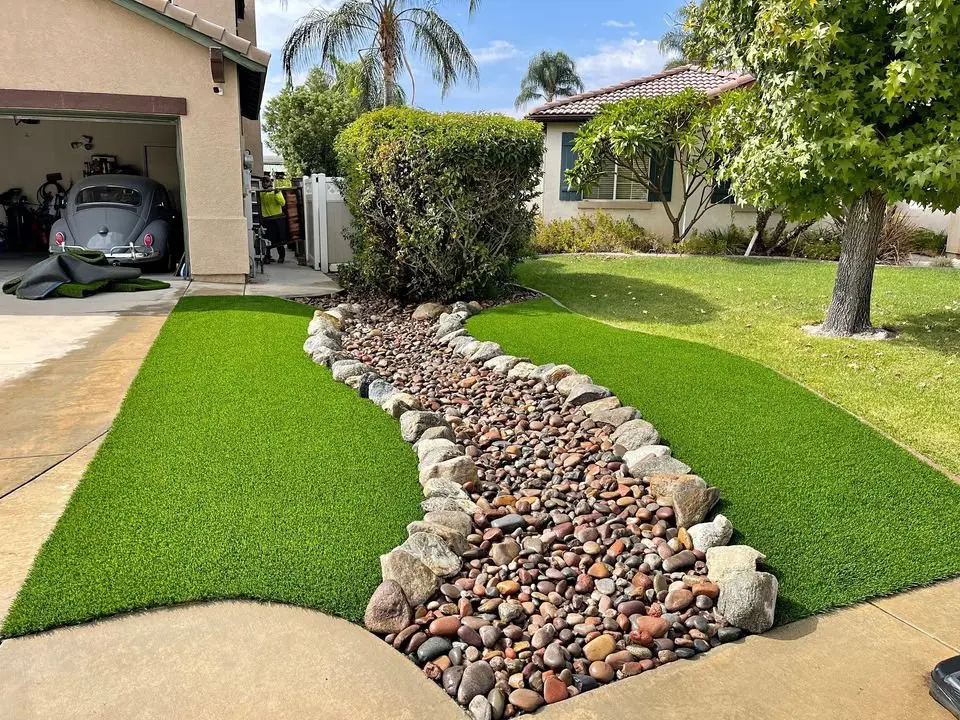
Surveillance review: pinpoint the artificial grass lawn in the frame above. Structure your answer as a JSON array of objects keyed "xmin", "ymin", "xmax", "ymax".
[
  {"xmin": 515, "ymin": 255, "xmax": 960, "ymax": 477},
  {"xmin": 469, "ymin": 298, "xmax": 960, "ymax": 622},
  {"xmin": 2, "ymin": 296, "xmax": 422, "ymax": 638}
]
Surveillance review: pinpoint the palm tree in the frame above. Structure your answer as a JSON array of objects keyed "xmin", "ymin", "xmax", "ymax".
[
  {"xmin": 282, "ymin": 0, "xmax": 480, "ymax": 108},
  {"xmin": 659, "ymin": 3, "xmax": 705, "ymax": 70},
  {"xmin": 515, "ymin": 51, "xmax": 585, "ymax": 110}
]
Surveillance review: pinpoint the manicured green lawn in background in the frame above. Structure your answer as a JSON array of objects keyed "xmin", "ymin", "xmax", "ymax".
[
  {"xmin": 514, "ymin": 255, "xmax": 960, "ymax": 477},
  {"xmin": 2, "ymin": 297, "xmax": 422, "ymax": 638},
  {"xmin": 469, "ymin": 298, "xmax": 960, "ymax": 622}
]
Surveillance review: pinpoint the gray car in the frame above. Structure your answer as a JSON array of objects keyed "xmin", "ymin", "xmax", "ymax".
[{"xmin": 49, "ymin": 175, "xmax": 180, "ymax": 269}]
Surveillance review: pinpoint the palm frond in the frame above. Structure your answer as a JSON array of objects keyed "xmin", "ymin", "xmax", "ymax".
[
  {"xmin": 405, "ymin": 7, "xmax": 479, "ymax": 97},
  {"xmin": 516, "ymin": 50, "xmax": 584, "ymax": 109},
  {"xmin": 282, "ymin": 1, "xmax": 375, "ymax": 80}
]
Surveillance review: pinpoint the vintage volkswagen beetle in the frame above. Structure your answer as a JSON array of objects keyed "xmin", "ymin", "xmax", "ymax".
[{"xmin": 49, "ymin": 175, "xmax": 180, "ymax": 269}]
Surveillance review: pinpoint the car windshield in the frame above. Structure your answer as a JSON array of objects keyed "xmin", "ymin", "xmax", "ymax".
[{"xmin": 76, "ymin": 186, "xmax": 142, "ymax": 207}]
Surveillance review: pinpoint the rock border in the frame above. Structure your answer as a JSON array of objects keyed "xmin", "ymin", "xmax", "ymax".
[{"xmin": 303, "ymin": 299, "xmax": 778, "ymax": 717}]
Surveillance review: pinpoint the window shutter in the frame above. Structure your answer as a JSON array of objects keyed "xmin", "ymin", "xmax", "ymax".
[
  {"xmin": 647, "ymin": 146, "xmax": 674, "ymax": 202},
  {"xmin": 560, "ymin": 132, "xmax": 583, "ymax": 201},
  {"xmin": 711, "ymin": 179, "xmax": 735, "ymax": 204}
]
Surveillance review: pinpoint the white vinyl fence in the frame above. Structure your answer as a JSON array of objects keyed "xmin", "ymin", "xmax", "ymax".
[{"xmin": 302, "ymin": 174, "xmax": 354, "ymax": 273}]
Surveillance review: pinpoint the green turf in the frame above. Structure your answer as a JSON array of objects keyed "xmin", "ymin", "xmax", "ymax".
[
  {"xmin": 468, "ymin": 298, "xmax": 960, "ymax": 622},
  {"xmin": 2, "ymin": 296, "xmax": 422, "ymax": 638},
  {"xmin": 513, "ymin": 255, "xmax": 960, "ymax": 477}
]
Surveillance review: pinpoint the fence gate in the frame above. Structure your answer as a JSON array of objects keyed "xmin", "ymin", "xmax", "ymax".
[{"xmin": 302, "ymin": 174, "xmax": 354, "ymax": 273}]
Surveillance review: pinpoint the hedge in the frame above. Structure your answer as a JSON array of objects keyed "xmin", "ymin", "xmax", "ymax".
[{"xmin": 335, "ymin": 108, "xmax": 544, "ymax": 301}]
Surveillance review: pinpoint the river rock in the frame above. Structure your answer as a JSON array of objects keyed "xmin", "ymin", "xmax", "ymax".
[
  {"xmin": 591, "ymin": 406, "xmax": 641, "ymax": 428},
  {"xmin": 363, "ymin": 580, "xmax": 412, "ymax": 634},
  {"xmin": 566, "ymin": 384, "xmax": 613, "ymax": 407},
  {"xmin": 490, "ymin": 538, "xmax": 520, "ymax": 566},
  {"xmin": 458, "ymin": 661, "xmax": 496, "ymax": 705},
  {"xmin": 413, "ymin": 302, "xmax": 449, "ymax": 320},
  {"xmin": 380, "ymin": 549, "xmax": 441, "ymax": 606}
]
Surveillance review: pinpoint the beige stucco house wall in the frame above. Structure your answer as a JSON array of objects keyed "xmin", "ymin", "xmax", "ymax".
[
  {"xmin": 539, "ymin": 122, "xmax": 763, "ymax": 242},
  {"xmin": 0, "ymin": 0, "xmax": 270, "ymax": 283},
  {"xmin": 947, "ymin": 216, "xmax": 960, "ymax": 256}
]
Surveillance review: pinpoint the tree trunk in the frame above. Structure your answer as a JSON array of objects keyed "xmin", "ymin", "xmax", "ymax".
[
  {"xmin": 821, "ymin": 190, "xmax": 887, "ymax": 335},
  {"xmin": 752, "ymin": 208, "xmax": 772, "ymax": 251},
  {"xmin": 381, "ymin": 25, "xmax": 396, "ymax": 107}
]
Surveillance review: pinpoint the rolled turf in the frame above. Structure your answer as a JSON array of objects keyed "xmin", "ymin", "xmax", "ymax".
[
  {"xmin": 468, "ymin": 298, "xmax": 960, "ymax": 623},
  {"xmin": 2, "ymin": 296, "xmax": 422, "ymax": 638}
]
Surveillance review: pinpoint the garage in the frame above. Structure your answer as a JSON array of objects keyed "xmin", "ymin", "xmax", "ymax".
[{"xmin": 0, "ymin": 114, "xmax": 186, "ymax": 277}]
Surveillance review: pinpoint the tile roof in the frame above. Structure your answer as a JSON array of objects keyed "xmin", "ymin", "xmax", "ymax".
[
  {"xmin": 116, "ymin": 0, "xmax": 271, "ymax": 67},
  {"xmin": 526, "ymin": 65, "xmax": 753, "ymax": 121}
]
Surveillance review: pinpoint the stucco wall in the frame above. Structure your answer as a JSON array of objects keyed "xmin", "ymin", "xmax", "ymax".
[
  {"xmin": 175, "ymin": 0, "xmax": 238, "ymax": 33},
  {"xmin": 1, "ymin": 0, "xmax": 249, "ymax": 281},
  {"xmin": 538, "ymin": 122, "xmax": 765, "ymax": 242},
  {"xmin": 946, "ymin": 216, "xmax": 960, "ymax": 256}
]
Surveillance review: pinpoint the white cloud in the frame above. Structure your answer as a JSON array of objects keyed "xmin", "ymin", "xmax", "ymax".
[
  {"xmin": 472, "ymin": 40, "xmax": 520, "ymax": 65},
  {"xmin": 577, "ymin": 38, "xmax": 665, "ymax": 89},
  {"xmin": 604, "ymin": 20, "xmax": 636, "ymax": 28}
]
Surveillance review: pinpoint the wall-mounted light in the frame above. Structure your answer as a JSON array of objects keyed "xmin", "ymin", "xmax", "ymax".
[{"xmin": 71, "ymin": 135, "xmax": 94, "ymax": 151}]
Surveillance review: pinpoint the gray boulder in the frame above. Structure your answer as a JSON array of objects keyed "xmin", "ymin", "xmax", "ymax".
[
  {"xmin": 437, "ymin": 329, "xmax": 467, "ymax": 346},
  {"xmin": 506, "ymin": 361, "xmax": 537, "ymax": 380},
  {"xmin": 456, "ymin": 340, "xmax": 482, "ymax": 358},
  {"xmin": 421, "ymin": 496, "xmax": 479, "ymax": 514},
  {"xmin": 556, "ymin": 373, "xmax": 593, "ymax": 396},
  {"xmin": 421, "ymin": 478, "xmax": 471, "ymax": 501},
  {"xmin": 400, "ymin": 411, "xmax": 447, "ymax": 442},
  {"xmin": 331, "ymin": 359, "xmax": 370, "ymax": 382},
  {"xmin": 449, "ymin": 336, "xmax": 475, "ymax": 352},
  {"xmin": 416, "ymin": 438, "xmax": 459, "ymax": 462},
  {"xmin": 529, "ymin": 364, "xmax": 557, "ymax": 381},
  {"xmin": 581, "ymin": 396, "xmax": 621, "ymax": 416},
  {"xmin": 716, "ymin": 570, "xmax": 778, "ymax": 633},
  {"xmin": 407, "ymin": 520, "xmax": 470, "ymax": 555},
  {"xmin": 363, "ymin": 580, "xmax": 412, "ymax": 634},
  {"xmin": 544, "ymin": 364, "xmax": 577, "ymax": 385},
  {"xmin": 591, "ymin": 406, "xmax": 641, "ymax": 428},
  {"xmin": 418, "ymin": 446, "xmax": 463, "ymax": 471},
  {"xmin": 308, "ymin": 313, "xmax": 341, "ymax": 336},
  {"xmin": 401, "ymin": 532, "xmax": 462, "ymax": 577},
  {"xmin": 566, "ymin": 383, "xmax": 613, "ymax": 407},
  {"xmin": 367, "ymin": 379, "xmax": 399, "ymax": 406},
  {"xmin": 413, "ymin": 425, "xmax": 456, "ymax": 447},
  {"xmin": 467, "ymin": 341, "xmax": 503, "ymax": 364},
  {"xmin": 673, "ymin": 482, "xmax": 721, "ymax": 527},
  {"xmin": 484, "ymin": 355, "xmax": 526, "ymax": 374},
  {"xmin": 382, "ymin": 392, "xmax": 421, "ymax": 419},
  {"xmin": 412, "ymin": 302, "xmax": 449, "ymax": 320},
  {"xmin": 687, "ymin": 514, "xmax": 734, "ymax": 552},
  {"xmin": 423, "ymin": 510, "xmax": 473, "ymax": 537},
  {"xmin": 380, "ymin": 550, "xmax": 441, "ymax": 606},
  {"xmin": 625, "ymin": 452, "xmax": 691, "ymax": 478},
  {"xmin": 420, "ymin": 455, "xmax": 478, "ymax": 486},
  {"xmin": 707, "ymin": 545, "xmax": 767, "ymax": 583},
  {"xmin": 311, "ymin": 347, "xmax": 336, "ymax": 366},
  {"xmin": 611, "ymin": 419, "xmax": 660, "ymax": 451},
  {"xmin": 303, "ymin": 333, "xmax": 340, "ymax": 355}
]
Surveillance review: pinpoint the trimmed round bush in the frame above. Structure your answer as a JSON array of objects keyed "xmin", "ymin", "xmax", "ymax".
[{"xmin": 335, "ymin": 108, "xmax": 544, "ymax": 301}]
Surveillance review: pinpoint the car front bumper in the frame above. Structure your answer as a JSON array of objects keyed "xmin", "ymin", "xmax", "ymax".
[{"xmin": 54, "ymin": 244, "xmax": 161, "ymax": 264}]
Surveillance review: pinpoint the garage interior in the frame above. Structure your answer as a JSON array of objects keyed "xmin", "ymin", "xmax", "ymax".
[{"xmin": 0, "ymin": 114, "xmax": 185, "ymax": 279}]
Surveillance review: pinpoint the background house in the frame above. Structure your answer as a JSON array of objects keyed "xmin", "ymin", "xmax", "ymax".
[
  {"xmin": 528, "ymin": 66, "xmax": 757, "ymax": 241},
  {"xmin": 0, "ymin": 0, "xmax": 270, "ymax": 283}
]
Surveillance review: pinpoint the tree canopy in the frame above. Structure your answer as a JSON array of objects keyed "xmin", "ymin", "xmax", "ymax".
[{"xmin": 262, "ymin": 67, "xmax": 361, "ymax": 177}]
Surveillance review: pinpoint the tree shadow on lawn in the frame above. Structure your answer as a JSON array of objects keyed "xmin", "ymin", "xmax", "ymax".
[
  {"xmin": 519, "ymin": 267, "xmax": 720, "ymax": 327},
  {"xmin": 889, "ymin": 308, "xmax": 960, "ymax": 354}
]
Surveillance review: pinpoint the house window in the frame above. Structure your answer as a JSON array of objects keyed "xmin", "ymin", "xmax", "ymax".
[
  {"xmin": 587, "ymin": 158, "xmax": 648, "ymax": 201},
  {"xmin": 711, "ymin": 179, "xmax": 735, "ymax": 204}
]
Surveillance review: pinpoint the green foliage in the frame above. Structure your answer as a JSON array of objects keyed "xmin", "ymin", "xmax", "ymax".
[
  {"xmin": 335, "ymin": 107, "xmax": 544, "ymax": 301},
  {"xmin": 515, "ymin": 50, "xmax": 584, "ymax": 110},
  {"xmin": 262, "ymin": 67, "xmax": 360, "ymax": 177},
  {"xmin": 533, "ymin": 213, "xmax": 665, "ymax": 255},
  {"xmin": 570, "ymin": 88, "xmax": 730, "ymax": 242},
  {"xmin": 914, "ymin": 229, "xmax": 948, "ymax": 257},
  {"xmin": 795, "ymin": 234, "xmax": 842, "ymax": 261},
  {"xmin": 677, "ymin": 224, "xmax": 751, "ymax": 255},
  {"xmin": 693, "ymin": 0, "xmax": 960, "ymax": 216}
]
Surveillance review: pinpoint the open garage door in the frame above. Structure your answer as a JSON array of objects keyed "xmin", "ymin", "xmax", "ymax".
[{"xmin": 0, "ymin": 114, "xmax": 186, "ymax": 280}]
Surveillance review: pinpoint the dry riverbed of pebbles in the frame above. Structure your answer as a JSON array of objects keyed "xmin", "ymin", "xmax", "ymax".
[{"xmin": 302, "ymin": 295, "xmax": 779, "ymax": 718}]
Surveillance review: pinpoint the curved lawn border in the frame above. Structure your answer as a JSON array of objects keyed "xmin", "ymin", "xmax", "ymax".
[
  {"xmin": 468, "ymin": 298, "xmax": 960, "ymax": 623},
  {"xmin": 2, "ymin": 297, "xmax": 424, "ymax": 638}
]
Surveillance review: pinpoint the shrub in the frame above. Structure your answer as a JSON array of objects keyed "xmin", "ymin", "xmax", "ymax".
[
  {"xmin": 335, "ymin": 108, "xmax": 543, "ymax": 301},
  {"xmin": 914, "ymin": 228, "xmax": 948, "ymax": 256},
  {"xmin": 930, "ymin": 255, "xmax": 955, "ymax": 268},
  {"xmin": 795, "ymin": 233, "xmax": 842, "ymax": 260},
  {"xmin": 678, "ymin": 225, "xmax": 752, "ymax": 255},
  {"xmin": 533, "ymin": 212, "xmax": 664, "ymax": 254}
]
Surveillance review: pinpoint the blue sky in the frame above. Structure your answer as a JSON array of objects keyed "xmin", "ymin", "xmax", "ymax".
[{"xmin": 256, "ymin": 0, "xmax": 686, "ymax": 149}]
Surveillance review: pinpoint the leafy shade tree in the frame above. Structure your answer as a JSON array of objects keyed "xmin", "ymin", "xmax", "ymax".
[
  {"xmin": 282, "ymin": 0, "xmax": 480, "ymax": 108},
  {"xmin": 515, "ymin": 51, "xmax": 585, "ymax": 110},
  {"xmin": 262, "ymin": 67, "xmax": 361, "ymax": 177},
  {"xmin": 568, "ymin": 88, "xmax": 732, "ymax": 244},
  {"xmin": 691, "ymin": 0, "xmax": 960, "ymax": 336}
]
